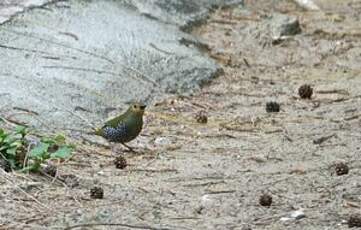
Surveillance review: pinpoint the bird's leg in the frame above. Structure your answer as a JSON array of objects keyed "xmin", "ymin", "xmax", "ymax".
[
  {"xmin": 110, "ymin": 143, "xmax": 120, "ymax": 156},
  {"xmin": 121, "ymin": 142, "xmax": 135, "ymax": 152}
]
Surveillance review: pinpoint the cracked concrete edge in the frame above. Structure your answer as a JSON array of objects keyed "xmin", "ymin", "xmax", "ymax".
[
  {"xmin": 0, "ymin": 0, "xmax": 66, "ymax": 25},
  {"xmin": 130, "ymin": 0, "xmax": 244, "ymax": 31},
  {"xmin": 0, "ymin": 0, "xmax": 244, "ymax": 29},
  {"xmin": 0, "ymin": 0, "xmax": 244, "ymax": 64}
]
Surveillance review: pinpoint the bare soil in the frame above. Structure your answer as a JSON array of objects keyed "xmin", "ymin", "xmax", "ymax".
[{"xmin": 2, "ymin": 0, "xmax": 361, "ymax": 229}]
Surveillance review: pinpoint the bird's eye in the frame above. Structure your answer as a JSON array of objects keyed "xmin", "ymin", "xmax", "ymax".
[{"xmin": 133, "ymin": 105, "xmax": 137, "ymax": 109}]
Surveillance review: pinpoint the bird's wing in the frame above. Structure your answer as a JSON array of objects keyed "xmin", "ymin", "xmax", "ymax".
[{"xmin": 104, "ymin": 113, "xmax": 126, "ymax": 128}]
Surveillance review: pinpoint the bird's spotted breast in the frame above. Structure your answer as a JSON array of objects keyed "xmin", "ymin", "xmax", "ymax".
[{"xmin": 103, "ymin": 123, "xmax": 128, "ymax": 142}]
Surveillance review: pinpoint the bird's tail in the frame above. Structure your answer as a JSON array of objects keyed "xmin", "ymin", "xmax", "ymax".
[{"xmin": 87, "ymin": 127, "xmax": 103, "ymax": 136}]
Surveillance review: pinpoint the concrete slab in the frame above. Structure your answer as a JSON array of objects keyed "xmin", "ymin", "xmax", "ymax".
[{"xmin": 0, "ymin": 0, "xmax": 243, "ymax": 132}]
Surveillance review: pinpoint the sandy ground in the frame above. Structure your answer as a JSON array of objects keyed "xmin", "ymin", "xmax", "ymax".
[{"xmin": 2, "ymin": 0, "xmax": 361, "ymax": 229}]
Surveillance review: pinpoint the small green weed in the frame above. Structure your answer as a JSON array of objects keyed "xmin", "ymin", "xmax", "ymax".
[{"xmin": 0, "ymin": 126, "xmax": 74, "ymax": 172}]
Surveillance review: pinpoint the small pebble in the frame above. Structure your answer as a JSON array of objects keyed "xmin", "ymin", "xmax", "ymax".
[
  {"xmin": 97, "ymin": 170, "xmax": 105, "ymax": 175},
  {"xmin": 290, "ymin": 209, "xmax": 306, "ymax": 220},
  {"xmin": 280, "ymin": 209, "xmax": 306, "ymax": 222},
  {"xmin": 280, "ymin": 217, "xmax": 292, "ymax": 222},
  {"xmin": 200, "ymin": 194, "xmax": 215, "ymax": 209},
  {"xmin": 154, "ymin": 137, "xmax": 172, "ymax": 146}
]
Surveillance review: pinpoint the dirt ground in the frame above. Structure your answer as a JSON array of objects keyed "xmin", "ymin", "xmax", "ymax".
[{"xmin": 2, "ymin": 0, "xmax": 361, "ymax": 229}]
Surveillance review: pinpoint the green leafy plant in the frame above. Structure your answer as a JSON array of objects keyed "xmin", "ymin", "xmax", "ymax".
[
  {"xmin": 0, "ymin": 126, "xmax": 28, "ymax": 169},
  {"xmin": 0, "ymin": 126, "xmax": 74, "ymax": 173}
]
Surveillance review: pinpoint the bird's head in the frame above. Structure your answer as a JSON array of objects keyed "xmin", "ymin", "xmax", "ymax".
[{"xmin": 128, "ymin": 102, "xmax": 146, "ymax": 116}]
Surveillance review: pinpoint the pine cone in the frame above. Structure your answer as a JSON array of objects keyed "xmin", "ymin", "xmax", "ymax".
[
  {"xmin": 298, "ymin": 84, "xmax": 313, "ymax": 99},
  {"xmin": 43, "ymin": 164, "xmax": 57, "ymax": 177},
  {"xmin": 195, "ymin": 111, "xmax": 208, "ymax": 124},
  {"xmin": 90, "ymin": 186, "xmax": 104, "ymax": 199},
  {"xmin": 114, "ymin": 156, "xmax": 127, "ymax": 169},
  {"xmin": 266, "ymin": 102, "xmax": 280, "ymax": 113},
  {"xmin": 335, "ymin": 162, "xmax": 349, "ymax": 176},
  {"xmin": 259, "ymin": 194, "xmax": 272, "ymax": 207},
  {"xmin": 0, "ymin": 158, "xmax": 12, "ymax": 172},
  {"xmin": 349, "ymin": 213, "xmax": 361, "ymax": 227}
]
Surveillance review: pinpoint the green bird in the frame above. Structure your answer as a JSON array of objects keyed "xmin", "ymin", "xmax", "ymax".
[{"xmin": 94, "ymin": 102, "xmax": 146, "ymax": 152}]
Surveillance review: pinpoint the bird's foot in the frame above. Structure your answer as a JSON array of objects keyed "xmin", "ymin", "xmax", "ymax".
[
  {"xmin": 110, "ymin": 145, "xmax": 122, "ymax": 157},
  {"xmin": 121, "ymin": 143, "xmax": 136, "ymax": 153}
]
